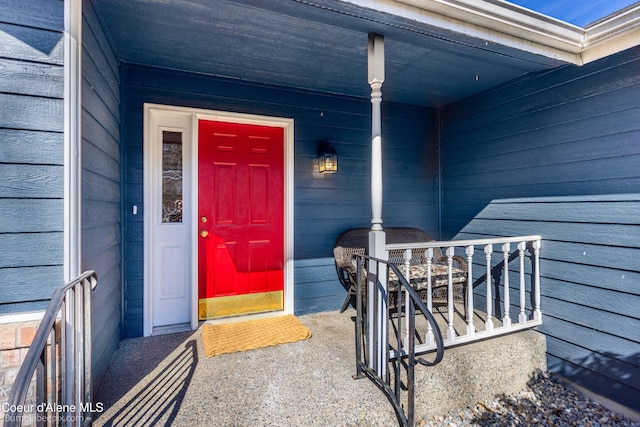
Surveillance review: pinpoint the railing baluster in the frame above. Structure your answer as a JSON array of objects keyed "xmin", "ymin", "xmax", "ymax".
[
  {"xmin": 446, "ymin": 247, "xmax": 456, "ymax": 341},
  {"xmin": 395, "ymin": 264, "xmax": 402, "ymax": 404},
  {"xmin": 533, "ymin": 240, "xmax": 542, "ymax": 321},
  {"xmin": 354, "ymin": 257, "xmax": 364, "ymax": 379},
  {"xmin": 465, "ymin": 245, "xmax": 475, "ymax": 335},
  {"xmin": 67, "ymin": 288, "xmax": 75, "ymax": 419},
  {"xmin": 518, "ymin": 242, "xmax": 527, "ymax": 323},
  {"xmin": 502, "ymin": 243, "xmax": 512, "ymax": 328},
  {"xmin": 425, "ymin": 248, "xmax": 434, "ymax": 346},
  {"xmin": 375, "ymin": 260, "xmax": 389, "ymax": 379},
  {"xmin": 84, "ymin": 276, "xmax": 94, "ymax": 423},
  {"xmin": 60, "ymin": 291, "xmax": 68, "ymax": 419},
  {"xmin": 367, "ymin": 257, "xmax": 377, "ymax": 373},
  {"xmin": 403, "ymin": 249, "xmax": 411, "ymax": 349},
  {"xmin": 371, "ymin": 261, "xmax": 378, "ymax": 373},
  {"xmin": 73, "ymin": 282, "xmax": 85, "ymax": 426},
  {"xmin": 406, "ymin": 300, "xmax": 416, "ymax": 427},
  {"xmin": 484, "ymin": 244, "xmax": 494, "ymax": 332},
  {"xmin": 51, "ymin": 326, "xmax": 58, "ymax": 421},
  {"xmin": 395, "ymin": 284, "xmax": 402, "ymax": 404},
  {"xmin": 36, "ymin": 351, "xmax": 45, "ymax": 426}
]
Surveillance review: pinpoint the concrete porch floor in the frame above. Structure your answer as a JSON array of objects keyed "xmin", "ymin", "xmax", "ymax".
[
  {"xmin": 92, "ymin": 306, "xmax": 546, "ymax": 426},
  {"xmin": 93, "ymin": 309, "xmax": 400, "ymax": 426}
]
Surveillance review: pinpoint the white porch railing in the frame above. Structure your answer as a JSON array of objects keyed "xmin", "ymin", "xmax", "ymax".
[{"xmin": 385, "ymin": 235, "xmax": 542, "ymax": 357}]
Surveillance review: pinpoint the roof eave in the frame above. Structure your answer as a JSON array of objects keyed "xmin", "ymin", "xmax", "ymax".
[
  {"xmin": 582, "ymin": 4, "xmax": 640, "ymax": 64},
  {"xmin": 342, "ymin": 0, "xmax": 640, "ymax": 66}
]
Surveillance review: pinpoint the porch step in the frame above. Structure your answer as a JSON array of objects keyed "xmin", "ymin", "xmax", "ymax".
[{"xmin": 411, "ymin": 328, "xmax": 546, "ymax": 420}]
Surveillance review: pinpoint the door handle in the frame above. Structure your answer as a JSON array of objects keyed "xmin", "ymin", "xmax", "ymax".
[{"xmin": 200, "ymin": 230, "xmax": 209, "ymax": 238}]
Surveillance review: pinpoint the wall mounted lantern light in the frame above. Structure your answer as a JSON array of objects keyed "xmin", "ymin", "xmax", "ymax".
[{"xmin": 317, "ymin": 140, "xmax": 338, "ymax": 173}]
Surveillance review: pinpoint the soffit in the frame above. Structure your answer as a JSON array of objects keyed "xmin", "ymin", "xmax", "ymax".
[{"xmin": 94, "ymin": 0, "xmax": 639, "ymax": 108}]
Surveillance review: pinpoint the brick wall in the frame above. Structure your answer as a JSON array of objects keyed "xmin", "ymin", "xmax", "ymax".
[{"xmin": 0, "ymin": 321, "xmax": 38, "ymax": 426}]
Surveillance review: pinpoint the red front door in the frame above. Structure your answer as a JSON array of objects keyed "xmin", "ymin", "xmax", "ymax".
[{"xmin": 198, "ymin": 120, "xmax": 284, "ymax": 319}]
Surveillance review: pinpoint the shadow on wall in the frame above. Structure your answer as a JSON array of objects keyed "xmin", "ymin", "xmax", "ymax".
[
  {"xmin": 453, "ymin": 193, "xmax": 640, "ymax": 415},
  {"xmin": 552, "ymin": 350, "xmax": 640, "ymax": 413}
]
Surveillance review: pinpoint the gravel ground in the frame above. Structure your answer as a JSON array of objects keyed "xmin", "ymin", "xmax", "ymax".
[{"xmin": 420, "ymin": 372, "xmax": 639, "ymax": 427}]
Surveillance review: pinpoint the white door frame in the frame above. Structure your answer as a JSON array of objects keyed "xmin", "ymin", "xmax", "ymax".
[{"xmin": 143, "ymin": 103, "xmax": 295, "ymax": 336}]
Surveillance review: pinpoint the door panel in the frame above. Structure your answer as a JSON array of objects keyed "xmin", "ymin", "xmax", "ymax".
[
  {"xmin": 146, "ymin": 112, "xmax": 193, "ymax": 334},
  {"xmin": 214, "ymin": 163, "xmax": 237, "ymax": 224},
  {"xmin": 198, "ymin": 120, "xmax": 284, "ymax": 319},
  {"xmin": 160, "ymin": 245, "xmax": 185, "ymax": 299},
  {"xmin": 249, "ymin": 165, "xmax": 269, "ymax": 223}
]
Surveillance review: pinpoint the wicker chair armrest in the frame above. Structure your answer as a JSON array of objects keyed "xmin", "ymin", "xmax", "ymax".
[
  {"xmin": 451, "ymin": 255, "xmax": 468, "ymax": 272},
  {"xmin": 333, "ymin": 246, "xmax": 365, "ymax": 270}
]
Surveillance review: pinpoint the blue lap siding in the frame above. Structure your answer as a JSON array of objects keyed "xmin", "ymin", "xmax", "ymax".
[
  {"xmin": 0, "ymin": 0, "xmax": 123, "ymax": 388},
  {"xmin": 81, "ymin": 0, "xmax": 122, "ymax": 387},
  {"xmin": 0, "ymin": 0, "xmax": 65, "ymax": 314},
  {"xmin": 120, "ymin": 63, "xmax": 440, "ymax": 337},
  {"xmin": 441, "ymin": 46, "xmax": 640, "ymax": 411}
]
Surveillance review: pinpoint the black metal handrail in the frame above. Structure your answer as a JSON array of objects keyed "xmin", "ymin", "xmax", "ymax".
[
  {"xmin": 353, "ymin": 255, "xmax": 444, "ymax": 427},
  {"xmin": 4, "ymin": 271, "xmax": 97, "ymax": 427}
]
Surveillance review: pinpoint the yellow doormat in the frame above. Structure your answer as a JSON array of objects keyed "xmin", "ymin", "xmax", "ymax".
[{"xmin": 201, "ymin": 315, "xmax": 312, "ymax": 357}]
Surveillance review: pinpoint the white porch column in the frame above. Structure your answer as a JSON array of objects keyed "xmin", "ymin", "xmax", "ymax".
[
  {"xmin": 368, "ymin": 32, "xmax": 386, "ymax": 260},
  {"xmin": 367, "ymin": 33, "xmax": 387, "ymax": 376},
  {"xmin": 368, "ymin": 33, "xmax": 384, "ymax": 235}
]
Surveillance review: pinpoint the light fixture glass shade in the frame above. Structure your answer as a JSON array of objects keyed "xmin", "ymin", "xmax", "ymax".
[
  {"xmin": 317, "ymin": 141, "xmax": 338, "ymax": 173},
  {"xmin": 319, "ymin": 152, "xmax": 338, "ymax": 173}
]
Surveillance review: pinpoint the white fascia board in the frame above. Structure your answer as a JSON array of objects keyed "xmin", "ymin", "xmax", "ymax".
[
  {"xmin": 403, "ymin": 0, "xmax": 583, "ymax": 48},
  {"xmin": 344, "ymin": 0, "xmax": 583, "ymax": 63},
  {"xmin": 343, "ymin": 0, "xmax": 640, "ymax": 66},
  {"xmin": 582, "ymin": 5, "xmax": 640, "ymax": 64},
  {"xmin": 586, "ymin": 4, "xmax": 640, "ymax": 42},
  {"xmin": 583, "ymin": 24, "xmax": 640, "ymax": 64}
]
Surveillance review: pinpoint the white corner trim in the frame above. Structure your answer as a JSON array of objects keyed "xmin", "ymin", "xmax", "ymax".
[
  {"xmin": 343, "ymin": 0, "xmax": 640, "ymax": 66},
  {"xmin": 142, "ymin": 105, "xmax": 152, "ymax": 337},
  {"xmin": 63, "ymin": 0, "xmax": 82, "ymax": 281}
]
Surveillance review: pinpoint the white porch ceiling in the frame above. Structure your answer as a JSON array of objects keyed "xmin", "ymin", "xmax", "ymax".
[{"xmin": 94, "ymin": 0, "xmax": 640, "ymax": 108}]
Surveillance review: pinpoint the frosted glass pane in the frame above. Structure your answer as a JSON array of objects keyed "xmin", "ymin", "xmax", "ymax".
[{"xmin": 162, "ymin": 131, "xmax": 183, "ymax": 223}]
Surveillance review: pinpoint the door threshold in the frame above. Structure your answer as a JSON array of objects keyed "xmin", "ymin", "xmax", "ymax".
[
  {"xmin": 201, "ymin": 310, "xmax": 287, "ymax": 326},
  {"xmin": 152, "ymin": 322, "xmax": 192, "ymax": 336}
]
